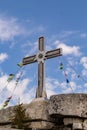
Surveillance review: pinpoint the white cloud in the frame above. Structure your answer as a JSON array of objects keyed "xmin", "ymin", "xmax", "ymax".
[
  {"xmin": 46, "ymin": 76, "xmax": 78, "ymax": 97},
  {"xmin": 54, "ymin": 40, "xmax": 81, "ymax": 56},
  {"xmin": 0, "ymin": 53, "xmax": 8, "ymax": 63},
  {"xmin": 0, "ymin": 14, "xmax": 46, "ymax": 43},
  {"xmin": 47, "ymin": 89, "xmax": 57, "ymax": 98},
  {"xmin": 80, "ymin": 33, "xmax": 87, "ymax": 38},
  {"xmin": 81, "ymin": 69, "xmax": 87, "ymax": 76},
  {"xmin": 15, "ymin": 79, "xmax": 30, "ymax": 95},
  {"xmin": 69, "ymin": 81, "xmax": 77, "ymax": 90},
  {"xmin": 0, "ymin": 72, "xmax": 34, "ymax": 106},
  {"xmin": 6, "ymin": 78, "xmax": 32, "ymax": 102},
  {"xmin": 0, "ymin": 16, "xmax": 30, "ymax": 42},
  {"xmin": 0, "ymin": 75, "xmax": 8, "ymax": 91},
  {"xmin": 46, "ymin": 77, "xmax": 60, "ymax": 98},
  {"xmin": 46, "ymin": 78, "xmax": 76, "ymax": 97},
  {"xmin": 37, "ymin": 26, "xmax": 45, "ymax": 32},
  {"xmin": 46, "ymin": 78, "xmax": 59, "ymax": 90},
  {"xmin": 59, "ymin": 30, "xmax": 77, "ymax": 38},
  {"xmin": 61, "ymin": 81, "xmax": 77, "ymax": 93},
  {"xmin": 71, "ymin": 73, "xmax": 77, "ymax": 80},
  {"xmin": 80, "ymin": 57, "xmax": 87, "ymax": 69},
  {"xmin": 84, "ymin": 83, "xmax": 87, "ymax": 87},
  {"xmin": 20, "ymin": 87, "xmax": 36, "ymax": 103},
  {"xmin": 27, "ymin": 41, "xmax": 38, "ymax": 55}
]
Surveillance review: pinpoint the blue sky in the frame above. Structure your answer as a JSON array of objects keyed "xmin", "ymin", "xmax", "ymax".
[{"xmin": 0, "ymin": 0, "xmax": 87, "ymax": 107}]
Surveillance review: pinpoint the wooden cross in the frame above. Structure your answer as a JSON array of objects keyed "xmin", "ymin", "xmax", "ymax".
[{"xmin": 22, "ymin": 37, "xmax": 62, "ymax": 98}]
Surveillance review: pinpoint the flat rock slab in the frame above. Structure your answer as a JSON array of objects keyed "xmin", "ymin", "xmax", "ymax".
[
  {"xmin": 48, "ymin": 93, "xmax": 87, "ymax": 118},
  {"xmin": 0, "ymin": 98, "xmax": 54, "ymax": 129},
  {"xmin": 26, "ymin": 98, "xmax": 49, "ymax": 120},
  {"xmin": 0, "ymin": 98, "xmax": 49, "ymax": 123}
]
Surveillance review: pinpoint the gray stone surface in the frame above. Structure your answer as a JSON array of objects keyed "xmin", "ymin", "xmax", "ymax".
[
  {"xmin": 0, "ymin": 98, "xmax": 49, "ymax": 122},
  {"xmin": 0, "ymin": 106, "xmax": 14, "ymax": 123},
  {"xmin": 0, "ymin": 94, "xmax": 87, "ymax": 129},
  {"xmin": 48, "ymin": 93, "xmax": 87, "ymax": 118},
  {"xmin": 26, "ymin": 98, "xmax": 49, "ymax": 120},
  {"xmin": 25, "ymin": 98, "xmax": 54, "ymax": 129},
  {"xmin": 0, "ymin": 98, "xmax": 54, "ymax": 129}
]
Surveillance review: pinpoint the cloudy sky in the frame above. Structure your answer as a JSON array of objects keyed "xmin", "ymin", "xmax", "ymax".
[{"xmin": 0, "ymin": 0, "xmax": 87, "ymax": 107}]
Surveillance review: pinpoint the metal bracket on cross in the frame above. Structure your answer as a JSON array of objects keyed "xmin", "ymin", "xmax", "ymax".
[{"xmin": 36, "ymin": 51, "xmax": 46, "ymax": 63}]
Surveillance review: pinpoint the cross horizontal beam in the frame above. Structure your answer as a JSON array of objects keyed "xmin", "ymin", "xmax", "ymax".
[
  {"xmin": 23, "ymin": 55, "xmax": 36, "ymax": 65},
  {"xmin": 45, "ymin": 48, "xmax": 62, "ymax": 59},
  {"xmin": 23, "ymin": 48, "xmax": 62, "ymax": 65}
]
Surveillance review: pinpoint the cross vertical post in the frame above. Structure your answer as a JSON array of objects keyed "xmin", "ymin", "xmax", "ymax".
[{"xmin": 36, "ymin": 37, "xmax": 46, "ymax": 98}]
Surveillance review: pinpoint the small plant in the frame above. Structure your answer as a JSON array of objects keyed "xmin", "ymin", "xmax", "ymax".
[{"xmin": 11, "ymin": 103, "xmax": 30, "ymax": 129}]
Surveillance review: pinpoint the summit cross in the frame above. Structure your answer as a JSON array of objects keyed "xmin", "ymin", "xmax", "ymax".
[{"xmin": 22, "ymin": 37, "xmax": 62, "ymax": 98}]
